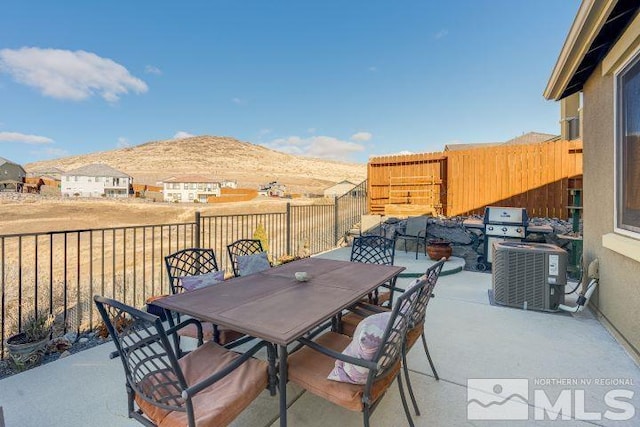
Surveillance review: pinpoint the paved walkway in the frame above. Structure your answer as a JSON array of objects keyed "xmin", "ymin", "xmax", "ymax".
[{"xmin": 1, "ymin": 250, "xmax": 638, "ymax": 426}]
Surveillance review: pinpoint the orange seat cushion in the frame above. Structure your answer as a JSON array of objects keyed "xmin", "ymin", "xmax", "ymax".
[
  {"xmin": 287, "ymin": 332, "xmax": 400, "ymax": 412},
  {"xmin": 178, "ymin": 322, "xmax": 245, "ymax": 345},
  {"xmin": 360, "ymin": 291, "xmax": 391, "ymax": 307},
  {"xmin": 135, "ymin": 341, "xmax": 268, "ymax": 427}
]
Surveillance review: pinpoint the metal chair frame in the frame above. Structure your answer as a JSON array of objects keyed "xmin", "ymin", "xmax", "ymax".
[
  {"xmin": 295, "ymin": 276, "xmax": 428, "ymax": 427},
  {"xmin": 349, "ymin": 259, "xmax": 446, "ymax": 416},
  {"xmin": 164, "ymin": 248, "xmax": 220, "ymax": 295},
  {"xmin": 94, "ymin": 296, "xmax": 276, "ymax": 427},
  {"xmin": 350, "ymin": 235, "xmax": 397, "ymax": 306},
  {"xmin": 226, "ymin": 239, "xmax": 264, "ymax": 277},
  {"xmin": 394, "ymin": 216, "xmax": 429, "ymax": 259}
]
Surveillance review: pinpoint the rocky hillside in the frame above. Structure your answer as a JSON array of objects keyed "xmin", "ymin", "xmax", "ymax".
[{"xmin": 25, "ymin": 136, "xmax": 366, "ymax": 193}]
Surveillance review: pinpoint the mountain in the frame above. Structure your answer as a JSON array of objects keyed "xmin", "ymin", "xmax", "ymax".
[{"xmin": 25, "ymin": 136, "xmax": 367, "ymax": 193}]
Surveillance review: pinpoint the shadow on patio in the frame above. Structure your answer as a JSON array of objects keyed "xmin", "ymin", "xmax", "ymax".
[{"xmin": 0, "ymin": 249, "xmax": 638, "ymax": 426}]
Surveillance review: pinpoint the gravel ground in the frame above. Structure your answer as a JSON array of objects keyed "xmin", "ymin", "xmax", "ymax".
[{"xmin": 0, "ymin": 332, "xmax": 108, "ymax": 380}]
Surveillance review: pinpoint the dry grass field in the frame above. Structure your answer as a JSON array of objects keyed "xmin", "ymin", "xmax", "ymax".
[{"xmin": 0, "ymin": 195, "xmax": 321, "ymax": 235}]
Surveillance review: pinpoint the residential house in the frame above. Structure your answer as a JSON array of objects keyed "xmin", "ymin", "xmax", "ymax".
[
  {"xmin": 323, "ymin": 180, "xmax": 358, "ymax": 198},
  {"xmin": 61, "ymin": 164, "xmax": 132, "ymax": 198},
  {"xmin": 258, "ymin": 181, "xmax": 286, "ymax": 197},
  {"xmin": 162, "ymin": 175, "xmax": 221, "ymax": 203},
  {"xmin": 0, "ymin": 157, "xmax": 26, "ymax": 191},
  {"xmin": 26, "ymin": 166, "xmax": 65, "ymax": 189},
  {"xmin": 220, "ymin": 179, "xmax": 238, "ymax": 189},
  {"xmin": 544, "ymin": 0, "xmax": 640, "ymax": 362}
]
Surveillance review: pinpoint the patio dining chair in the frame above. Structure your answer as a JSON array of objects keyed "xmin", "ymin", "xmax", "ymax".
[
  {"xmin": 226, "ymin": 239, "xmax": 268, "ymax": 277},
  {"xmin": 394, "ymin": 215, "xmax": 429, "ymax": 259},
  {"xmin": 350, "ymin": 235, "xmax": 396, "ymax": 307},
  {"xmin": 164, "ymin": 248, "xmax": 244, "ymax": 345},
  {"xmin": 287, "ymin": 275, "xmax": 428, "ymax": 427},
  {"xmin": 339, "ymin": 259, "xmax": 446, "ymax": 416},
  {"xmin": 94, "ymin": 295, "xmax": 275, "ymax": 427}
]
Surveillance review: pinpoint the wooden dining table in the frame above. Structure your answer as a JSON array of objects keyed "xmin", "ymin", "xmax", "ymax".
[{"xmin": 153, "ymin": 257, "xmax": 405, "ymax": 426}]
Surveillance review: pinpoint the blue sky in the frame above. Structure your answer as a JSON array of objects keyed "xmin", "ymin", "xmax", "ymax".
[{"xmin": 0, "ymin": 0, "xmax": 580, "ymax": 165}]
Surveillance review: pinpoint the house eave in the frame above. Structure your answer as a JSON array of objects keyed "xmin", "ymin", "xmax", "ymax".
[{"xmin": 544, "ymin": 0, "xmax": 618, "ymax": 101}]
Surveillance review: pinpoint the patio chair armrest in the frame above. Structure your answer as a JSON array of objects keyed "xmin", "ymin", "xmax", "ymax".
[
  {"xmin": 296, "ymin": 336, "xmax": 378, "ymax": 370},
  {"xmin": 182, "ymin": 340, "xmax": 269, "ymax": 399},
  {"xmin": 166, "ymin": 318, "xmax": 204, "ymax": 346}
]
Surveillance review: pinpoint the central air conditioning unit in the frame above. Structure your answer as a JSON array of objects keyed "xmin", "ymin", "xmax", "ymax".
[{"xmin": 492, "ymin": 242, "xmax": 567, "ymax": 312}]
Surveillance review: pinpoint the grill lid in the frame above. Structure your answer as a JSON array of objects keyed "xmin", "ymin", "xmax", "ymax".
[{"xmin": 483, "ymin": 206, "xmax": 528, "ymax": 226}]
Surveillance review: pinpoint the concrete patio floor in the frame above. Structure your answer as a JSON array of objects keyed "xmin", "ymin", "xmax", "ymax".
[{"xmin": 1, "ymin": 249, "xmax": 638, "ymax": 426}]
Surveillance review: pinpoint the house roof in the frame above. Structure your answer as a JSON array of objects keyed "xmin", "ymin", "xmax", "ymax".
[
  {"xmin": 444, "ymin": 132, "xmax": 558, "ymax": 152},
  {"xmin": 444, "ymin": 142, "xmax": 502, "ymax": 151},
  {"xmin": 544, "ymin": 0, "xmax": 640, "ymax": 101},
  {"xmin": 503, "ymin": 132, "xmax": 559, "ymax": 145},
  {"xmin": 64, "ymin": 164, "xmax": 131, "ymax": 178},
  {"xmin": 324, "ymin": 180, "xmax": 357, "ymax": 191},
  {"xmin": 0, "ymin": 156, "xmax": 23, "ymax": 168},
  {"xmin": 30, "ymin": 166, "xmax": 65, "ymax": 175},
  {"xmin": 163, "ymin": 175, "xmax": 217, "ymax": 183}
]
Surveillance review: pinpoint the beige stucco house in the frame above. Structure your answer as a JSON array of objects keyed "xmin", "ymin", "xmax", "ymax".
[
  {"xmin": 545, "ymin": 0, "xmax": 640, "ymax": 362},
  {"xmin": 323, "ymin": 180, "xmax": 358, "ymax": 198},
  {"xmin": 61, "ymin": 164, "xmax": 131, "ymax": 198},
  {"xmin": 162, "ymin": 175, "xmax": 221, "ymax": 203}
]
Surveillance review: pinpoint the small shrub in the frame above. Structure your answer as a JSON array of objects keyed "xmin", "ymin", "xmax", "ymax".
[{"xmin": 21, "ymin": 310, "xmax": 54, "ymax": 342}]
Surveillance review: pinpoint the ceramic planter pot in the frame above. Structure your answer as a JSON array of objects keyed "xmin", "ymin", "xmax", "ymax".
[
  {"xmin": 426, "ymin": 239, "xmax": 452, "ymax": 261},
  {"xmin": 5, "ymin": 333, "xmax": 49, "ymax": 371}
]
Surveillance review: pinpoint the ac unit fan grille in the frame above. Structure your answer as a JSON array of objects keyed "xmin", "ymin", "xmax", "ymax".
[{"xmin": 493, "ymin": 249, "xmax": 546, "ymax": 309}]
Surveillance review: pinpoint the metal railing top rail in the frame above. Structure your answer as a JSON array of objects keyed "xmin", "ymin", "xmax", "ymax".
[{"xmin": 0, "ymin": 221, "xmax": 197, "ymax": 239}]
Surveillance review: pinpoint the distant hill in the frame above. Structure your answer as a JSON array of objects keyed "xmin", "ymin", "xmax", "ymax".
[{"xmin": 26, "ymin": 135, "xmax": 367, "ymax": 193}]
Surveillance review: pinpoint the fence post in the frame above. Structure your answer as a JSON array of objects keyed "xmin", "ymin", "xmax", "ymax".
[
  {"xmin": 286, "ymin": 203, "xmax": 291, "ymax": 255},
  {"xmin": 334, "ymin": 196, "xmax": 339, "ymax": 245},
  {"xmin": 194, "ymin": 211, "xmax": 201, "ymax": 247}
]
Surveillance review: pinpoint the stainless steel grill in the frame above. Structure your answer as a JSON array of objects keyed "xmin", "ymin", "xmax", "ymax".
[{"xmin": 483, "ymin": 206, "xmax": 528, "ymax": 265}]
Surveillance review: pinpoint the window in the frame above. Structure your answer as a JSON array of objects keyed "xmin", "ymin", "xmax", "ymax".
[
  {"xmin": 617, "ymin": 53, "xmax": 640, "ymax": 234},
  {"xmin": 184, "ymin": 183, "xmax": 188, "ymax": 190},
  {"xmin": 96, "ymin": 177, "xmax": 102, "ymax": 182}
]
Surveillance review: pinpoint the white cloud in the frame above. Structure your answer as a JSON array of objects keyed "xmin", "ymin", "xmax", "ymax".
[
  {"xmin": 30, "ymin": 147, "xmax": 68, "ymax": 158},
  {"xmin": 350, "ymin": 132, "xmax": 373, "ymax": 142},
  {"xmin": 144, "ymin": 65, "xmax": 162, "ymax": 75},
  {"xmin": 368, "ymin": 66, "xmax": 377, "ymax": 72},
  {"xmin": 259, "ymin": 128, "xmax": 272, "ymax": 136},
  {"xmin": 173, "ymin": 131, "xmax": 195, "ymax": 139},
  {"xmin": 307, "ymin": 127, "xmax": 316, "ymax": 134},
  {"xmin": 264, "ymin": 135, "xmax": 365, "ymax": 161},
  {"xmin": 231, "ymin": 97, "xmax": 246, "ymax": 105},
  {"xmin": 116, "ymin": 137, "xmax": 130, "ymax": 148},
  {"xmin": 0, "ymin": 47, "xmax": 148, "ymax": 102},
  {"xmin": 435, "ymin": 29, "xmax": 449, "ymax": 40},
  {"xmin": 0, "ymin": 131, "xmax": 53, "ymax": 144}
]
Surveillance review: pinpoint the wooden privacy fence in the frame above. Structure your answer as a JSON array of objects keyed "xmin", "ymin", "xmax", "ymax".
[{"xmin": 368, "ymin": 139, "xmax": 583, "ymax": 219}]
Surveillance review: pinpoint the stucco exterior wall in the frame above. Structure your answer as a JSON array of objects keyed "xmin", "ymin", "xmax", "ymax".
[
  {"xmin": 62, "ymin": 175, "xmax": 130, "ymax": 198},
  {"xmin": 583, "ymin": 61, "xmax": 640, "ymax": 361}
]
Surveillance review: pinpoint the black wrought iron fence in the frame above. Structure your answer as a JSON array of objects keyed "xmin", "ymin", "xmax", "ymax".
[
  {"xmin": 0, "ymin": 181, "xmax": 367, "ymax": 359},
  {"xmin": 0, "ymin": 223, "xmax": 197, "ymax": 358}
]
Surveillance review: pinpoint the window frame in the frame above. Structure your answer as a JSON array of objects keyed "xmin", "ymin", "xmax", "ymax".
[{"xmin": 615, "ymin": 47, "xmax": 640, "ymax": 238}]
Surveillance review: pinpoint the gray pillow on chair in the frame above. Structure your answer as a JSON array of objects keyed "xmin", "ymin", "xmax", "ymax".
[{"xmin": 237, "ymin": 252, "xmax": 270, "ymax": 276}]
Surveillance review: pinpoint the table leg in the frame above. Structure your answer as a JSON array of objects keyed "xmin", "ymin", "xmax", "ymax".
[{"xmin": 279, "ymin": 344, "xmax": 288, "ymax": 427}]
